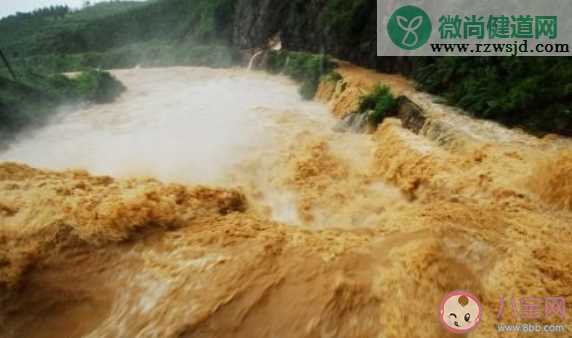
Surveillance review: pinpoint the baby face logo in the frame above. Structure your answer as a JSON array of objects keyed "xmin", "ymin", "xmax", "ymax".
[
  {"xmin": 439, "ymin": 291, "xmax": 482, "ymax": 334},
  {"xmin": 387, "ymin": 5, "xmax": 432, "ymax": 50}
]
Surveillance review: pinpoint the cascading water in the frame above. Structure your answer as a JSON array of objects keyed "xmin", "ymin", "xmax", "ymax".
[
  {"xmin": 333, "ymin": 112, "xmax": 372, "ymax": 133},
  {"xmin": 247, "ymin": 50, "xmax": 264, "ymax": 71},
  {"xmin": 1, "ymin": 65, "xmax": 571, "ymax": 338},
  {"xmin": 0, "ymin": 67, "xmax": 398, "ymax": 227}
]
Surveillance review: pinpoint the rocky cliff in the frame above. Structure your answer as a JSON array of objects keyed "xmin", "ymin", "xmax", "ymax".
[
  {"xmin": 233, "ymin": 0, "xmax": 413, "ymax": 74},
  {"xmin": 232, "ymin": 0, "xmax": 288, "ymax": 49},
  {"xmin": 231, "ymin": 0, "xmax": 571, "ymax": 136}
]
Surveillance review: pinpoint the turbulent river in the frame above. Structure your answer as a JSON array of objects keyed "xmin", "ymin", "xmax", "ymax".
[
  {"xmin": 1, "ymin": 67, "xmax": 334, "ymax": 186},
  {"xmin": 0, "ymin": 66, "xmax": 571, "ymax": 338},
  {"xmin": 1, "ymin": 67, "xmax": 405, "ymax": 227}
]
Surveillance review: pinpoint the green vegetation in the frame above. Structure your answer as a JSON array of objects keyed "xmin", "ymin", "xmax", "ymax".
[
  {"xmin": 266, "ymin": 50, "xmax": 336, "ymax": 100},
  {"xmin": 0, "ymin": 0, "xmax": 235, "ymax": 59},
  {"xmin": 0, "ymin": 0, "xmax": 239, "ymax": 77},
  {"xmin": 412, "ymin": 57, "xmax": 572, "ymax": 136},
  {"xmin": 3, "ymin": 42, "xmax": 239, "ymax": 76},
  {"xmin": 0, "ymin": 77, "xmax": 55, "ymax": 139},
  {"xmin": 349, "ymin": 58, "xmax": 571, "ymax": 135},
  {"xmin": 15, "ymin": 68, "xmax": 125, "ymax": 103},
  {"xmin": 0, "ymin": 0, "xmax": 570, "ymax": 136},
  {"xmin": 0, "ymin": 69, "xmax": 124, "ymax": 140},
  {"xmin": 282, "ymin": 0, "xmax": 571, "ymax": 136},
  {"xmin": 74, "ymin": 69, "xmax": 126, "ymax": 103},
  {"xmin": 319, "ymin": 0, "xmax": 370, "ymax": 46},
  {"xmin": 0, "ymin": 2, "xmax": 145, "ymax": 58},
  {"xmin": 356, "ymin": 85, "xmax": 397, "ymax": 124},
  {"xmin": 321, "ymin": 71, "xmax": 343, "ymax": 84},
  {"xmin": 0, "ymin": 0, "xmax": 239, "ymax": 141}
]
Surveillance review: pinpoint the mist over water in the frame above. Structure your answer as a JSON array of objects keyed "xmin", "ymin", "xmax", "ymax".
[
  {"xmin": 0, "ymin": 67, "xmax": 334, "ymax": 185},
  {"xmin": 2, "ymin": 64, "xmax": 572, "ymax": 338}
]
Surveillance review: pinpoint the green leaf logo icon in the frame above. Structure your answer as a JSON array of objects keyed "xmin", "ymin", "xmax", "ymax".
[{"xmin": 388, "ymin": 6, "xmax": 432, "ymax": 50}]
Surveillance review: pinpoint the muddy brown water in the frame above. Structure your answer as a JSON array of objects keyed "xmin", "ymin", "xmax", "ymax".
[{"xmin": 0, "ymin": 67, "xmax": 571, "ymax": 338}]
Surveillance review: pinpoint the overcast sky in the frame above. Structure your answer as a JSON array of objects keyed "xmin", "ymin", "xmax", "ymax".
[{"xmin": 0, "ymin": 0, "xmax": 144, "ymax": 19}]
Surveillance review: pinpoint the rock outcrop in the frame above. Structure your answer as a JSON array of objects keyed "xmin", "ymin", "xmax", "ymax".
[
  {"xmin": 232, "ymin": 0, "xmax": 413, "ymax": 74},
  {"xmin": 233, "ymin": 0, "xmax": 288, "ymax": 49}
]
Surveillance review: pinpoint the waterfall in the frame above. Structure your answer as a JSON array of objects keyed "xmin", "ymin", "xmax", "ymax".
[
  {"xmin": 247, "ymin": 50, "xmax": 264, "ymax": 71},
  {"xmin": 333, "ymin": 112, "xmax": 372, "ymax": 133}
]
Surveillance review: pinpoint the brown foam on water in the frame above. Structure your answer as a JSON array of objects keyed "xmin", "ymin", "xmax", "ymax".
[
  {"xmin": 2, "ymin": 156, "xmax": 570, "ymax": 338},
  {"xmin": 1, "ymin": 66, "xmax": 572, "ymax": 338},
  {"xmin": 529, "ymin": 150, "xmax": 572, "ymax": 210},
  {"xmin": 0, "ymin": 162, "xmax": 246, "ymax": 287}
]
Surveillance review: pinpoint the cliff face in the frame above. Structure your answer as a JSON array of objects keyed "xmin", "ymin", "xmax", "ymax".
[
  {"xmin": 232, "ymin": 0, "xmax": 413, "ymax": 74},
  {"xmin": 231, "ymin": 1, "xmax": 571, "ymax": 136},
  {"xmin": 232, "ymin": 0, "xmax": 289, "ymax": 49}
]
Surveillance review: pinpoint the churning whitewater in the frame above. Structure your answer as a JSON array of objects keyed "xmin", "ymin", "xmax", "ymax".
[
  {"xmin": 0, "ymin": 67, "xmax": 406, "ymax": 227},
  {"xmin": 0, "ymin": 66, "xmax": 571, "ymax": 338},
  {"xmin": 0, "ymin": 67, "xmax": 333, "ymax": 185}
]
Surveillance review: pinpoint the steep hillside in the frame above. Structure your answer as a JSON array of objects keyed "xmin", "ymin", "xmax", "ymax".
[{"xmin": 0, "ymin": 2, "xmax": 147, "ymax": 57}]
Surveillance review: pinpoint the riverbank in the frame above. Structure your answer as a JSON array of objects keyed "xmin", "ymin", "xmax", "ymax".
[{"xmin": 0, "ymin": 69, "xmax": 125, "ymax": 144}]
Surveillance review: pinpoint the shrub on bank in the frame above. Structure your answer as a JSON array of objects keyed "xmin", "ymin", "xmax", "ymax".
[
  {"xmin": 357, "ymin": 85, "xmax": 397, "ymax": 124},
  {"xmin": 321, "ymin": 71, "xmax": 343, "ymax": 84},
  {"xmin": 75, "ymin": 69, "xmax": 126, "ymax": 103},
  {"xmin": 0, "ymin": 76, "xmax": 56, "ymax": 139},
  {"xmin": 16, "ymin": 68, "xmax": 125, "ymax": 103},
  {"xmin": 0, "ymin": 68, "xmax": 125, "ymax": 141},
  {"xmin": 267, "ymin": 50, "xmax": 336, "ymax": 100},
  {"xmin": 412, "ymin": 57, "xmax": 572, "ymax": 136}
]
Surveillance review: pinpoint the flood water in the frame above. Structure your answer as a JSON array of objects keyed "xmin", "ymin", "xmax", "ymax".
[
  {"xmin": 1, "ymin": 67, "xmax": 403, "ymax": 227},
  {"xmin": 1, "ymin": 66, "xmax": 571, "ymax": 338},
  {"xmin": 1, "ymin": 67, "xmax": 333, "ymax": 184}
]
